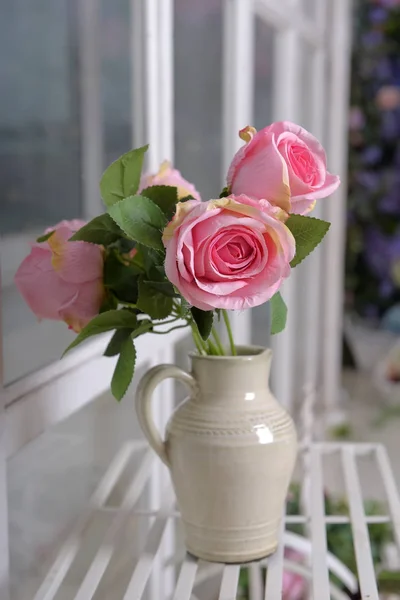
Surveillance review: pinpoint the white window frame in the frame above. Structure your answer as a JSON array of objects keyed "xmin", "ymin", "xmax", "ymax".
[{"xmin": 0, "ymin": 1, "xmax": 352, "ymax": 597}]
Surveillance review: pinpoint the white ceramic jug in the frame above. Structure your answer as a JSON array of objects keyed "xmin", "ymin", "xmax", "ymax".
[{"xmin": 136, "ymin": 346, "xmax": 297, "ymax": 563}]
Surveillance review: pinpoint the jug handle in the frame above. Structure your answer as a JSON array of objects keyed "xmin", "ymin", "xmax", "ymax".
[{"xmin": 135, "ymin": 365, "xmax": 197, "ymax": 466}]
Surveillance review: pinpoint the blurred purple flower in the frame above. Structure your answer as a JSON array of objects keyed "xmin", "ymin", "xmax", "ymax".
[
  {"xmin": 362, "ymin": 145, "xmax": 382, "ymax": 165},
  {"xmin": 380, "ymin": 279, "xmax": 395, "ymax": 297},
  {"xmin": 362, "ymin": 30, "xmax": 383, "ymax": 47},
  {"xmin": 370, "ymin": 7, "xmax": 388, "ymax": 22},
  {"xmin": 357, "ymin": 171, "xmax": 380, "ymax": 191},
  {"xmin": 347, "ymin": 210, "xmax": 357, "ymax": 225},
  {"xmin": 349, "ymin": 106, "xmax": 365, "ymax": 130},
  {"xmin": 380, "ymin": 190, "xmax": 400, "ymax": 214},
  {"xmin": 364, "ymin": 228, "xmax": 400, "ymax": 281},
  {"xmin": 364, "ymin": 304, "xmax": 380, "ymax": 319},
  {"xmin": 379, "ymin": 171, "xmax": 400, "ymax": 213},
  {"xmin": 381, "ymin": 110, "xmax": 400, "ymax": 140},
  {"xmin": 378, "ymin": 0, "xmax": 400, "ymax": 6},
  {"xmin": 376, "ymin": 58, "xmax": 392, "ymax": 80}
]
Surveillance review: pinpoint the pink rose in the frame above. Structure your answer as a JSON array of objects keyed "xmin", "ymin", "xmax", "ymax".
[
  {"xmin": 283, "ymin": 550, "xmax": 306, "ymax": 600},
  {"xmin": 227, "ymin": 122, "xmax": 340, "ymax": 215},
  {"xmin": 139, "ymin": 160, "xmax": 201, "ymax": 201},
  {"xmin": 15, "ymin": 220, "xmax": 104, "ymax": 333},
  {"xmin": 163, "ymin": 195, "xmax": 295, "ymax": 311}
]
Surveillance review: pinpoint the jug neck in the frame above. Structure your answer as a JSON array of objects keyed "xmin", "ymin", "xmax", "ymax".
[{"xmin": 190, "ymin": 346, "xmax": 272, "ymax": 405}]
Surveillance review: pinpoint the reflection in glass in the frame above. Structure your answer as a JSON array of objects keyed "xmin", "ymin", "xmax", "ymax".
[
  {"xmin": 174, "ymin": 0, "xmax": 223, "ymax": 200},
  {"xmin": 0, "ymin": 0, "xmax": 82, "ymax": 384},
  {"xmin": 301, "ymin": 0, "xmax": 317, "ymax": 20},
  {"xmin": 0, "ymin": 1, "xmax": 81, "ymax": 235},
  {"xmin": 0, "ymin": 0, "xmax": 134, "ymax": 384},
  {"xmin": 101, "ymin": 0, "xmax": 132, "ymax": 165}
]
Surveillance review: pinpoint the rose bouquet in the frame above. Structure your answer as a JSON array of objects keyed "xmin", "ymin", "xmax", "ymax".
[{"xmin": 16, "ymin": 121, "xmax": 339, "ymax": 400}]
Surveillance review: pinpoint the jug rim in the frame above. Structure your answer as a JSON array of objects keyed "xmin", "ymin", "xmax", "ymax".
[{"xmin": 189, "ymin": 345, "xmax": 272, "ymax": 362}]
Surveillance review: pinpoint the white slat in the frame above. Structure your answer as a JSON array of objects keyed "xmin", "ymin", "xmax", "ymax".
[
  {"xmin": 158, "ymin": 0, "xmax": 174, "ymax": 162},
  {"xmin": 33, "ymin": 443, "xmax": 137, "ymax": 600},
  {"xmin": 375, "ymin": 445, "xmax": 400, "ymax": 550},
  {"xmin": 218, "ymin": 564, "xmax": 240, "ymax": 600},
  {"xmin": 341, "ymin": 447, "xmax": 379, "ymax": 600},
  {"xmin": 249, "ymin": 564, "xmax": 263, "ymax": 600},
  {"xmin": 310, "ymin": 447, "xmax": 331, "ymax": 598},
  {"xmin": 148, "ymin": 347, "xmax": 176, "ymax": 600},
  {"xmin": 73, "ymin": 451, "xmax": 154, "ymax": 600},
  {"xmin": 78, "ymin": 0, "xmax": 103, "ymax": 219},
  {"xmin": 172, "ymin": 554, "xmax": 199, "ymax": 600},
  {"xmin": 264, "ymin": 519, "xmax": 285, "ymax": 599},
  {"xmin": 270, "ymin": 19, "xmax": 301, "ymax": 411},
  {"xmin": 130, "ymin": 0, "xmax": 145, "ymax": 148},
  {"xmin": 322, "ymin": 0, "xmax": 352, "ymax": 413},
  {"xmin": 32, "ymin": 442, "xmax": 393, "ymax": 599},
  {"xmin": 144, "ymin": 0, "xmax": 160, "ymax": 170},
  {"xmin": 122, "ymin": 487, "xmax": 176, "ymax": 600},
  {"xmin": 0, "ymin": 263, "xmax": 10, "ymax": 600}
]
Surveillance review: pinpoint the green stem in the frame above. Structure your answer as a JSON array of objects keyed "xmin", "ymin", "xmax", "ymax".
[
  {"xmin": 222, "ymin": 310, "xmax": 236, "ymax": 356},
  {"xmin": 190, "ymin": 323, "xmax": 207, "ymax": 355},
  {"xmin": 153, "ymin": 317, "xmax": 179, "ymax": 326},
  {"xmin": 207, "ymin": 338, "xmax": 220, "ymax": 356},
  {"xmin": 152, "ymin": 324, "xmax": 188, "ymax": 335},
  {"xmin": 118, "ymin": 301, "xmax": 138, "ymax": 309},
  {"xmin": 212, "ymin": 326, "xmax": 225, "ymax": 355},
  {"xmin": 131, "ymin": 322, "xmax": 154, "ymax": 339}
]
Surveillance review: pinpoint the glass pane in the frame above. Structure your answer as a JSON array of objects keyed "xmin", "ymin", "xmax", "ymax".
[
  {"xmin": 0, "ymin": 1, "xmax": 82, "ymax": 234},
  {"xmin": 0, "ymin": 0, "xmax": 82, "ymax": 385},
  {"xmin": 254, "ymin": 18, "xmax": 275, "ymax": 131},
  {"xmin": 174, "ymin": 0, "xmax": 223, "ymax": 200},
  {"xmin": 299, "ymin": 40, "xmax": 314, "ymax": 131},
  {"xmin": 252, "ymin": 18, "xmax": 276, "ymax": 346},
  {"xmin": 301, "ymin": 0, "xmax": 317, "ymax": 20},
  {"xmin": 0, "ymin": 0, "xmax": 135, "ymax": 385},
  {"xmin": 101, "ymin": 0, "xmax": 132, "ymax": 165}
]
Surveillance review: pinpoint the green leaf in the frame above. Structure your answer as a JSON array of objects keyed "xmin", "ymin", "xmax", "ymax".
[
  {"xmin": 104, "ymin": 328, "xmax": 134, "ymax": 356},
  {"xmin": 140, "ymin": 185, "xmax": 178, "ymax": 219},
  {"xmin": 270, "ymin": 292, "xmax": 287, "ymax": 335},
  {"xmin": 108, "ymin": 195, "xmax": 167, "ymax": 251},
  {"xmin": 285, "ymin": 215, "xmax": 330, "ymax": 267},
  {"xmin": 63, "ymin": 310, "xmax": 138, "ymax": 355},
  {"xmin": 179, "ymin": 195, "xmax": 194, "ymax": 203},
  {"xmin": 135, "ymin": 244, "xmax": 165, "ymax": 274},
  {"xmin": 104, "ymin": 251, "xmax": 140, "ymax": 303},
  {"xmin": 143, "ymin": 280, "xmax": 177, "ymax": 297},
  {"xmin": 179, "ymin": 295, "xmax": 191, "ymax": 316},
  {"xmin": 115, "ymin": 238, "xmax": 136, "ymax": 255},
  {"xmin": 69, "ymin": 214, "xmax": 124, "ymax": 246},
  {"xmin": 100, "ymin": 145, "xmax": 148, "ymax": 208},
  {"xmin": 111, "ymin": 338, "xmax": 136, "ymax": 401},
  {"xmin": 191, "ymin": 307, "xmax": 213, "ymax": 341},
  {"xmin": 36, "ymin": 231, "xmax": 55, "ymax": 243},
  {"xmin": 219, "ymin": 186, "xmax": 230, "ymax": 198},
  {"xmin": 100, "ymin": 291, "xmax": 118, "ymax": 313},
  {"xmin": 137, "ymin": 279, "xmax": 173, "ymax": 319}
]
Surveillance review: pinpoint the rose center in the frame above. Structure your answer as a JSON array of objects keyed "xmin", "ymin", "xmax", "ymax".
[
  {"xmin": 288, "ymin": 143, "xmax": 318, "ymax": 184},
  {"xmin": 217, "ymin": 235, "xmax": 255, "ymax": 269}
]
